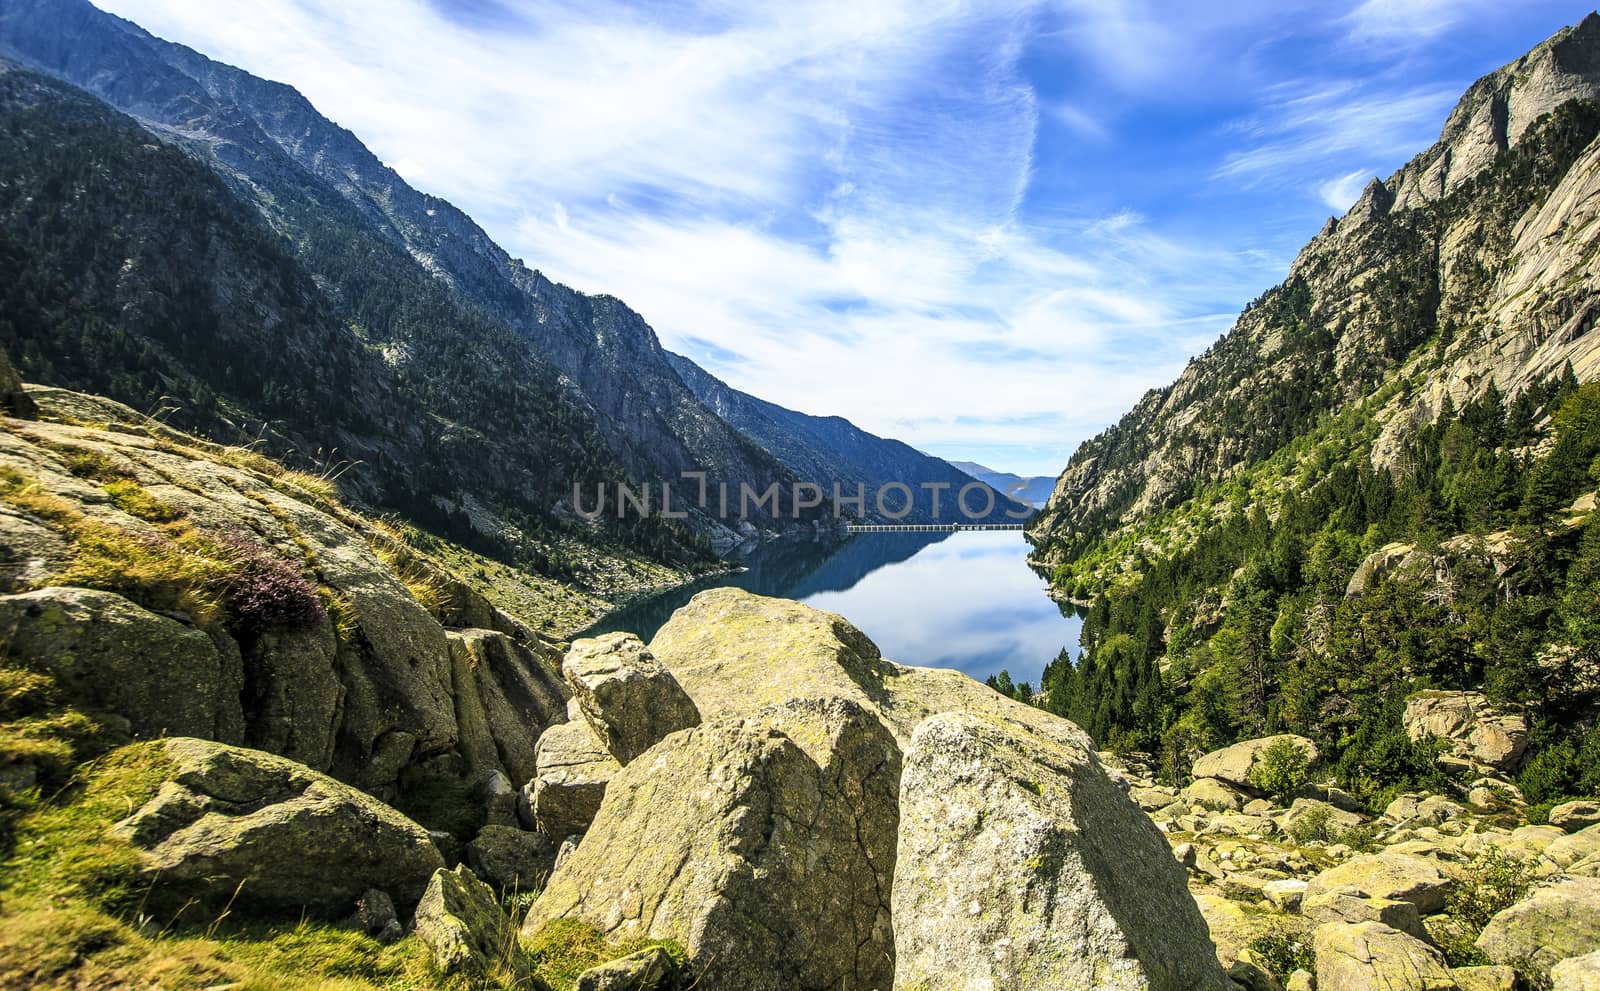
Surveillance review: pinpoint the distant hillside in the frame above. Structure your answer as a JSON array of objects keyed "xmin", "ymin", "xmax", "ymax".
[
  {"xmin": 0, "ymin": 0, "xmax": 821, "ymax": 544},
  {"xmin": 949, "ymin": 462, "xmax": 1053, "ymax": 509},
  {"xmin": 668, "ymin": 355, "xmax": 1029, "ymax": 524}
]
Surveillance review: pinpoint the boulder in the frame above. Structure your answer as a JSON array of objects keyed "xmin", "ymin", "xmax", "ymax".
[
  {"xmin": 647, "ymin": 587, "xmax": 1089, "ymax": 748},
  {"xmin": 1230, "ymin": 950, "xmax": 1286, "ymax": 991},
  {"xmin": 1264, "ymin": 878, "xmax": 1309, "ymax": 912},
  {"xmin": 563, "ymin": 632, "xmax": 700, "ymax": 764},
  {"xmin": 1403, "ymin": 691, "xmax": 1528, "ymax": 772},
  {"xmin": 0, "ymin": 587, "xmax": 245, "ymax": 744},
  {"xmin": 1451, "ymin": 965, "xmax": 1518, "ymax": 991},
  {"xmin": 1132, "ymin": 785, "xmax": 1179, "ymax": 810},
  {"xmin": 527, "ymin": 718, "xmax": 620, "ymax": 837},
  {"xmin": 445, "ymin": 628, "xmax": 568, "ymax": 785},
  {"xmin": 466, "ymin": 824, "xmax": 552, "ymax": 894},
  {"xmin": 1305, "ymin": 852, "xmax": 1457, "ymax": 915},
  {"xmin": 1302, "ymin": 885, "xmax": 1430, "ymax": 941},
  {"xmin": 892, "ymin": 712, "xmax": 1230, "ymax": 991},
  {"xmin": 1548, "ymin": 824, "xmax": 1600, "ymax": 870},
  {"xmin": 1553, "ymin": 950, "xmax": 1600, "ymax": 991},
  {"xmin": 414, "ymin": 865, "xmax": 518, "ymax": 978},
  {"xmin": 1387, "ymin": 793, "xmax": 1466, "ymax": 826},
  {"xmin": 1284, "ymin": 797, "xmax": 1363, "ymax": 837},
  {"xmin": 1313, "ymin": 921, "xmax": 1458, "ymax": 991},
  {"xmin": 1286, "ymin": 970, "xmax": 1314, "ymax": 991},
  {"xmin": 108, "ymin": 738, "xmax": 443, "ymax": 913},
  {"xmin": 1192, "ymin": 735, "xmax": 1319, "ymax": 792},
  {"xmin": 1183, "ymin": 777, "xmax": 1252, "ymax": 812},
  {"xmin": 352, "ymin": 888, "xmax": 402, "ymax": 943},
  {"xmin": 576, "ymin": 946, "xmax": 678, "ymax": 991},
  {"xmin": 1193, "ymin": 892, "xmax": 1283, "ymax": 968},
  {"xmin": 1552, "ymin": 801, "xmax": 1600, "ymax": 833},
  {"xmin": 524, "ymin": 697, "xmax": 900, "ymax": 991},
  {"xmin": 1476, "ymin": 877, "xmax": 1600, "ymax": 974}
]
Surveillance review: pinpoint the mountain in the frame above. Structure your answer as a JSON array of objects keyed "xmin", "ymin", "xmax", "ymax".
[
  {"xmin": 667, "ymin": 355, "xmax": 1029, "ymax": 524},
  {"xmin": 0, "ymin": 0, "xmax": 819, "ymax": 544},
  {"xmin": 1028, "ymin": 12, "xmax": 1600, "ymax": 562},
  {"xmin": 949, "ymin": 461, "xmax": 1053, "ymax": 509},
  {"xmin": 1019, "ymin": 14, "xmax": 1600, "ymax": 814}
]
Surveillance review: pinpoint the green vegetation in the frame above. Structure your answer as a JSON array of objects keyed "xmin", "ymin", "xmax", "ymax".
[
  {"xmin": 1249, "ymin": 738, "xmax": 1312, "ymax": 804},
  {"xmin": 523, "ymin": 919, "xmax": 686, "ymax": 991},
  {"xmin": 1435, "ymin": 849, "xmax": 1533, "ymax": 968}
]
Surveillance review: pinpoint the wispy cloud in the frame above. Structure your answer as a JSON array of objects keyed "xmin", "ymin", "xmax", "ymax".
[{"xmin": 88, "ymin": 0, "xmax": 1585, "ymax": 474}]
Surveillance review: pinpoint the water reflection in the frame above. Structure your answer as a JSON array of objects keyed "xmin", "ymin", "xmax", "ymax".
[{"xmin": 585, "ymin": 530, "xmax": 1082, "ymax": 688}]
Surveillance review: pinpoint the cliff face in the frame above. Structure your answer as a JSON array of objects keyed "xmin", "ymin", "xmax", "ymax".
[{"xmin": 1029, "ymin": 13, "xmax": 1600, "ymax": 567}]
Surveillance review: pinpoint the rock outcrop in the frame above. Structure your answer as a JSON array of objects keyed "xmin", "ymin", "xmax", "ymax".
[
  {"xmin": 562, "ymin": 632, "xmax": 700, "ymax": 764},
  {"xmin": 893, "ymin": 711, "xmax": 1230, "ymax": 991},
  {"xmin": 109, "ymin": 737, "xmax": 444, "ymax": 913},
  {"xmin": 1403, "ymin": 691, "xmax": 1529, "ymax": 772},
  {"xmin": 1305, "ymin": 852, "xmax": 1457, "ymax": 915}
]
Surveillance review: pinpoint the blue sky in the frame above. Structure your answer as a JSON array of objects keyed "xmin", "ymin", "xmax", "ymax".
[{"xmin": 95, "ymin": 0, "xmax": 1594, "ymax": 475}]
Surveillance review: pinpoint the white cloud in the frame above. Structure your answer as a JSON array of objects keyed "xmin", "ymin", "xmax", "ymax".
[
  {"xmin": 86, "ymin": 0, "xmax": 1510, "ymax": 475},
  {"xmin": 1317, "ymin": 168, "xmax": 1374, "ymax": 211}
]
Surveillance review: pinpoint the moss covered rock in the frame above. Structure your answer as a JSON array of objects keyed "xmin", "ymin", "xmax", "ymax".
[
  {"xmin": 892, "ymin": 711, "xmax": 1231, "ymax": 991},
  {"xmin": 1312, "ymin": 921, "xmax": 1457, "ymax": 991},
  {"xmin": 525, "ymin": 696, "xmax": 900, "ymax": 991},
  {"xmin": 109, "ymin": 737, "xmax": 444, "ymax": 913},
  {"xmin": 563, "ymin": 632, "xmax": 699, "ymax": 764},
  {"xmin": 414, "ymin": 864, "xmax": 520, "ymax": 978}
]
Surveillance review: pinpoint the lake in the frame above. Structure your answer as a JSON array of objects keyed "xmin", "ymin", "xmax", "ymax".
[{"xmin": 586, "ymin": 529, "xmax": 1082, "ymax": 689}]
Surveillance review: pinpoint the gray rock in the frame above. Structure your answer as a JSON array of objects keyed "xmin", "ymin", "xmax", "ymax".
[
  {"xmin": 1552, "ymin": 950, "xmax": 1600, "ymax": 991},
  {"xmin": 1302, "ymin": 884, "xmax": 1430, "ymax": 942},
  {"xmin": 109, "ymin": 738, "xmax": 443, "ymax": 913},
  {"xmin": 525, "ymin": 697, "xmax": 900, "ymax": 991},
  {"xmin": 892, "ymin": 712, "xmax": 1230, "ymax": 991},
  {"xmin": 1312, "ymin": 921, "xmax": 1456, "ymax": 991},
  {"xmin": 1476, "ymin": 877, "xmax": 1600, "ymax": 975},
  {"xmin": 1183, "ymin": 777, "xmax": 1252, "ymax": 812},
  {"xmin": 528, "ymin": 718, "xmax": 620, "ymax": 837},
  {"xmin": 0, "ymin": 587, "xmax": 246, "ymax": 744},
  {"xmin": 1403, "ymin": 691, "xmax": 1528, "ymax": 772},
  {"xmin": 353, "ymin": 888, "xmax": 402, "ymax": 944},
  {"xmin": 563, "ymin": 632, "xmax": 701, "ymax": 765},
  {"xmin": 413, "ymin": 865, "xmax": 520, "ymax": 978},
  {"xmin": 576, "ymin": 946, "xmax": 678, "ymax": 991},
  {"xmin": 445, "ymin": 628, "xmax": 568, "ymax": 786},
  {"xmin": 466, "ymin": 824, "xmax": 552, "ymax": 895},
  {"xmin": 1452, "ymin": 965, "xmax": 1518, "ymax": 991},
  {"xmin": 1305, "ymin": 852, "xmax": 1457, "ymax": 915},
  {"xmin": 1192, "ymin": 735, "xmax": 1318, "ymax": 791},
  {"xmin": 1552, "ymin": 800, "xmax": 1600, "ymax": 833}
]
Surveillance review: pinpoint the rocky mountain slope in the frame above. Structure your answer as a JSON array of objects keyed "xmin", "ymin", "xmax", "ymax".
[
  {"xmin": 1028, "ymin": 12, "xmax": 1600, "ymax": 563},
  {"xmin": 0, "ymin": 0, "xmax": 833, "ymax": 543},
  {"xmin": 0, "ymin": 374, "xmax": 1230, "ymax": 990},
  {"xmin": 951, "ymin": 459, "xmax": 1056, "ymax": 508},
  {"xmin": 668, "ymin": 354, "xmax": 1028, "ymax": 524}
]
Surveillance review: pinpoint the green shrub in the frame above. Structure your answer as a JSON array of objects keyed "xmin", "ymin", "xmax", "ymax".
[
  {"xmin": 1246, "ymin": 922, "xmax": 1314, "ymax": 981},
  {"xmin": 1288, "ymin": 803, "xmax": 1333, "ymax": 844},
  {"xmin": 1436, "ymin": 848, "xmax": 1532, "ymax": 968},
  {"xmin": 1250, "ymin": 738, "xmax": 1312, "ymax": 803}
]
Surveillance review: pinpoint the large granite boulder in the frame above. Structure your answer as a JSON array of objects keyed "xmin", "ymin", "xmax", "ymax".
[
  {"xmin": 1551, "ymin": 800, "xmax": 1600, "ymax": 833},
  {"xmin": 1403, "ymin": 691, "xmax": 1528, "ymax": 772},
  {"xmin": 1305, "ymin": 852, "xmax": 1457, "ymax": 915},
  {"xmin": 563, "ymin": 632, "xmax": 700, "ymax": 764},
  {"xmin": 109, "ymin": 738, "xmax": 443, "ymax": 913},
  {"xmin": 1313, "ymin": 921, "xmax": 1457, "ymax": 991},
  {"xmin": 1302, "ymin": 885, "xmax": 1429, "ymax": 941},
  {"xmin": 1182, "ymin": 776, "xmax": 1251, "ymax": 812},
  {"xmin": 1553, "ymin": 950, "xmax": 1600, "ymax": 991},
  {"xmin": 465, "ymin": 824, "xmax": 552, "ymax": 895},
  {"xmin": 414, "ymin": 865, "xmax": 520, "ymax": 978},
  {"xmin": 524, "ymin": 696, "xmax": 900, "ymax": 991},
  {"xmin": 527, "ymin": 717, "xmax": 620, "ymax": 837},
  {"xmin": 1476, "ymin": 877, "xmax": 1600, "ymax": 974},
  {"xmin": 892, "ymin": 711, "xmax": 1230, "ymax": 991},
  {"xmin": 1191, "ymin": 735, "xmax": 1319, "ymax": 792},
  {"xmin": 0, "ymin": 587, "xmax": 245, "ymax": 743}
]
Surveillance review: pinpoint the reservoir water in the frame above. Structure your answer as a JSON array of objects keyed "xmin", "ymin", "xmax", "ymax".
[{"xmin": 587, "ymin": 529, "xmax": 1083, "ymax": 689}]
